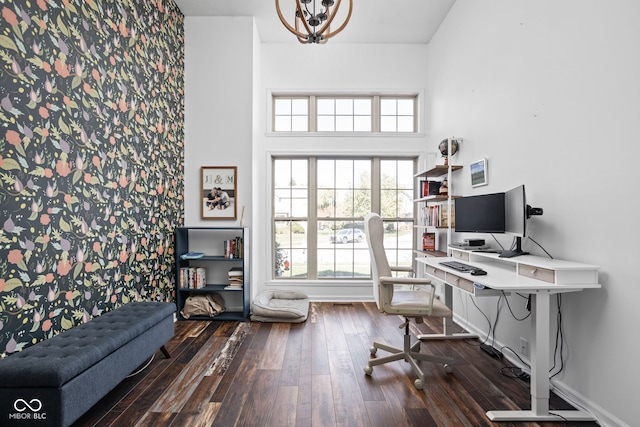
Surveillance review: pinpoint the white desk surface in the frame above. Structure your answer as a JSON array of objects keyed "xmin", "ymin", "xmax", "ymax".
[{"xmin": 417, "ymin": 255, "xmax": 601, "ymax": 293}]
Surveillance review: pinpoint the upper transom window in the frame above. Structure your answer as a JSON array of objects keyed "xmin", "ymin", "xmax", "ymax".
[{"xmin": 272, "ymin": 95, "xmax": 417, "ymax": 133}]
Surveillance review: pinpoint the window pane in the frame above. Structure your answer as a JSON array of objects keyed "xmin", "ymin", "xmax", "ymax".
[
  {"xmin": 292, "ymin": 99, "xmax": 308, "ymax": 114},
  {"xmin": 335, "ymin": 99, "xmax": 353, "ymax": 115},
  {"xmin": 275, "ymin": 99, "xmax": 291, "ymax": 115},
  {"xmin": 291, "ymin": 116, "xmax": 308, "ymax": 131},
  {"xmin": 335, "ymin": 116, "xmax": 353, "ymax": 132},
  {"xmin": 397, "ymin": 116, "xmax": 414, "ymax": 132},
  {"xmin": 354, "ymin": 99, "xmax": 371, "ymax": 115},
  {"xmin": 317, "ymin": 160, "xmax": 335, "ymax": 188},
  {"xmin": 354, "ymin": 116, "xmax": 371, "ymax": 131},
  {"xmin": 353, "ymin": 160, "xmax": 371, "ymax": 189},
  {"xmin": 274, "ymin": 159, "xmax": 292, "ymax": 188},
  {"xmin": 317, "ymin": 189, "xmax": 335, "ymax": 217},
  {"xmin": 317, "ymin": 115, "xmax": 334, "ymax": 131},
  {"xmin": 274, "ymin": 116, "xmax": 291, "ymax": 132},
  {"xmin": 317, "ymin": 99, "xmax": 334, "ymax": 115},
  {"xmin": 380, "ymin": 116, "xmax": 396, "ymax": 132},
  {"xmin": 335, "ymin": 189, "xmax": 353, "ymax": 217},
  {"xmin": 397, "ymin": 99, "xmax": 414, "ymax": 115},
  {"xmin": 274, "ymin": 220, "xmax": 307, "ymax": 278},
  {"xmin": 291, "ymin": 159, "xmax": 308, "ymax": 188},
  {"xmin": 380, "ymin": 99, "xmax": 396, "ymax": 115},
  {"xmin": 291, "ymin": 188, "xmax": 308, "ymax": 217},
  {"xmin": 397, "ymin": 165, "xmax": 413, "ymax": 189},
  {"xmin": 334, "ymin": 160, "xmax": 354, "ymax": 188},
  {"xmin": 274, "ymin": 189, "xmax": 292, "ymax": 216},
  {"xmin": 380, "ymin": 161, "xmax": 397, "ymax": 189}
]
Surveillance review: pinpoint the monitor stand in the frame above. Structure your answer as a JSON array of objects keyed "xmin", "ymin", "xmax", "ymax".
[{"xmin": 499, "ymin": 237, "xmax": 528, "ymax": 258}]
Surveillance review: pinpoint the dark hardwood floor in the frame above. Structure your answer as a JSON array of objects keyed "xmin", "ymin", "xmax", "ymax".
[{"xmin": 73, "ymin": 302, "xmax": 599, "ymax": 427}]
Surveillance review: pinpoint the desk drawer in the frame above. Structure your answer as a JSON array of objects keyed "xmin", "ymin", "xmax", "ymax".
[
  {"xmin": 451, "ymin": 250, "xmax": 470, "ymax": 261},
  {"xmin": 425, "ymin": 265, "xmax": 447, "ymax": 281},
  {"xmin": 446, "ymin": 273, "xmax": 475, "ymax": 294},
  {"xmin": 518, "ymin": 264, "xmax": 555, "ymax": 283}
]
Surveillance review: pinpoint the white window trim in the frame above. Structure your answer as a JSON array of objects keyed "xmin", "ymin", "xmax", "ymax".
[{"xmin": 266, "ymin": 89, "xmax": 426, "ymax": 135}]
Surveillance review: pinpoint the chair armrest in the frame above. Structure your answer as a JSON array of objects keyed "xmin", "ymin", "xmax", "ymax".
[
  {"xmin": 390, "ymin": 266, "xmax": 414, "ymax": 277},
  {"xmin": 390, "ymin": 266, "xmax": 413, "ymax": 273},
  {"xmin": 379, "ymin": 276, "xmax": 433, "ymax": 287}
]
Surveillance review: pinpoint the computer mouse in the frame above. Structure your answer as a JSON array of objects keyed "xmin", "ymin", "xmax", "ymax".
[{"xmin": 470, "ymin": 269, "xmax": 487, "ymax": 276}]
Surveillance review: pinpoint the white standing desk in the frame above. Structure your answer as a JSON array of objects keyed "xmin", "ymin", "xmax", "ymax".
[{"xmin": 416, "ymin": 248, "xmax": 601, "ymax": 422}]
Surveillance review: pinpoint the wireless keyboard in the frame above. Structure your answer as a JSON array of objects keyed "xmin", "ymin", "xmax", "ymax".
[{"xmin": 439, "ymin": 260, "xmax": 476, "ymax": 272}]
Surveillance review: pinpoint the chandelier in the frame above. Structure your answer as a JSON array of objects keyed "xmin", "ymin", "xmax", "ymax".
[{"xmin": 275, "ymin": 0, "xmax": 353, "ymax": 44}]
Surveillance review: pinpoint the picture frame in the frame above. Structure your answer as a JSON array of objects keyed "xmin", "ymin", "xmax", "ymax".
[
  {"xmin": 201, "ymin": 166, "xmax": 237, "ymax": 220},
  {"xmin": 470, "ymin": 158, "xmax": 488, "ymax": 187}
]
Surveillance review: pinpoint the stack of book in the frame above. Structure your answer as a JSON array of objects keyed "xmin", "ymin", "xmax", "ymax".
[{"xmin": 224, "ymin": 267, "xmax": 243, "ymax": 290}]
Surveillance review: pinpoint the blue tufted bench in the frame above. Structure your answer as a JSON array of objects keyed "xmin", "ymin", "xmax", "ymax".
[{"xmin": 0, "ymin": 301, "xmax": 175, "ymax": 427}]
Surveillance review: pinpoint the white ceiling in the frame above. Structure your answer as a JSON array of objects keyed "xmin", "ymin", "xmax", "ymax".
[{"xmin": 173, "ymin": 0, "xmax": 456, "ymax": 44}]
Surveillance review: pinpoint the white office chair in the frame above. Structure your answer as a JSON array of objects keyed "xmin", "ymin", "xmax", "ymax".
[{"xmin": 363, "ymin": 213, "xmax": 453, "ymax": 390}]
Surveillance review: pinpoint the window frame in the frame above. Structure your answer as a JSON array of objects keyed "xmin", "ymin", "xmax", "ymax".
[
  {"xmin": 271, "ymin": 156, "xmax": 417, "ymax": 281},
  {"xmin": 271, "ymin": 94, "xmax": 419, "ymax": 134}
]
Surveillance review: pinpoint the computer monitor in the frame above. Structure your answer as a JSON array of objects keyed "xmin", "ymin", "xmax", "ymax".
[
  {"xmin": 500, "ymin": 185, "xmax": 543, "ymax": 258},
  {"xmin": 501, "ymin": 185, "xmax": 527, "ymax": 257},
  {"xmin": 454, "ymin": 192, "xmax": 505, "ymax": 234}
]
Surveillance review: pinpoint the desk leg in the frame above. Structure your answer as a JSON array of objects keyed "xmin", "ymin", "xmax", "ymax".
[
  {"xmin": 486, "ymin": 292, "xmax": 595, "ymax": 422},
  {"xmin": 418, "ymin": 283, "xmax": 477, "ymax": 340}
]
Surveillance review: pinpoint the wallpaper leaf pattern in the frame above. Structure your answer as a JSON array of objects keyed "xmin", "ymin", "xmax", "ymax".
[{"xmin": 0, "ymin": 0, "xmax": 184, "ymax": 357}]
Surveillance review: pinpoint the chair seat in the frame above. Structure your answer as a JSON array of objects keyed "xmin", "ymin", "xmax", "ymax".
[{"xmin": 388, "ymin": 289, "xmax": 452, "ymax": 318}]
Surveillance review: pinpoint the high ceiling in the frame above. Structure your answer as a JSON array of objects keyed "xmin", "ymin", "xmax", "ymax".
[{"xmin": 173, "ymin": 0, "xmax": 456, "ymax": 44}]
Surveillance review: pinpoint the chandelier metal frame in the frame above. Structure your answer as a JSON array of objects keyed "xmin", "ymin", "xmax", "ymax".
[{"xmin": 275, "ymin": 0, "xmax": 353, "ymax": 44}]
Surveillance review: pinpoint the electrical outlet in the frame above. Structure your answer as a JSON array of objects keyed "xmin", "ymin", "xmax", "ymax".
[{"xmin": 520, "ymin": 337, "xmax": 529, "ymax": 357}]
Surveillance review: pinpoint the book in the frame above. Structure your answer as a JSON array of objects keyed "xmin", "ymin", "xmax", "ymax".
[{"xmin": 422, "ymin": 232, "xmax": 436, "ymax": 251}]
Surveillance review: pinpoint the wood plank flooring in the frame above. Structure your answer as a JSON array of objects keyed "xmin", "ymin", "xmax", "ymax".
[{"xmin": 72, "ymin": 302, "xmax": 599, "ymax": 427}]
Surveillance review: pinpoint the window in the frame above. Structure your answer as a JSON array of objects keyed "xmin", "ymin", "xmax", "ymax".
[
  {"xmin": 274, "ymin": 98, "xmax": 309, "ymax": 131},
  {"xmin": 317, "ymin": 98, "xmax": 372, "ymax": 132},
  {"xmin": 272, "ymin": 95, "xmax": 417, "ymax": 133},
  {"xmin": 273, "ymin": 157, "xmax": 415, "ymax": 280},
  {"xmin": 380, "ymin": 97, "xmax": 416, "ymax": 132}
]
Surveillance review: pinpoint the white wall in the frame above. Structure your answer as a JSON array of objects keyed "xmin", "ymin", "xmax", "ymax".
[
  {"xmin": 184, "ymin": 17, "xmax": 254, "ymax": 227},
  {"xmin": 427, "ymin": 1, "xmax": 639, "ymax": 426}
]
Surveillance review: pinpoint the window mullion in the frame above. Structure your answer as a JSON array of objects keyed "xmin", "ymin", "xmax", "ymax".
[
  {"xmin": 372, "ymin": 95, "xmax": 380, "ymax": 133},
  {"xmin": 309, "ymin": 95, "xmax": 317, "ymax": 132},
  {"xmin": 308, "ymin": 157, "xmax": 318, "ymax": 279},
  {"xmin": 371, "ymin": 158, "xmax": 381, "ymax": 215}
]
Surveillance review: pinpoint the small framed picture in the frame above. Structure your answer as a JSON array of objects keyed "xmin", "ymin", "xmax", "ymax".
[
  {"xmin": 470, "ymin": 159, "xmax": 488, "ymax": 187},
  {"xmin": 201, "ymin": 166, "xmax": 237, "ymax": 220}
]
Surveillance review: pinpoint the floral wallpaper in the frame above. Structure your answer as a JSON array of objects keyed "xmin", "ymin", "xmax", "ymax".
[{"xmin": 0, "ymin": 0, "xmax": 184, "ymax": 357}]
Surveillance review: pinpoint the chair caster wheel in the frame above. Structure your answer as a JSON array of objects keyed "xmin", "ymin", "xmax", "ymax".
[
  {"xmin": 370, "ymin": 346, "xmax": 377, "ymax": 355},
  {"xmin": 364, "ymin": 366, "xmax": 373, "ymax": 376},
  {"xmin": 414, "ymin": 379, "xmax": 424, "ymax": 390},
  {"xmin": 444, "ymin": 364, "xmax": 453, "ymax": 374}
]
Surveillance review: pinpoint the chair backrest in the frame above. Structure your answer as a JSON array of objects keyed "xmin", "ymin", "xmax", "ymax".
[{"xmin": 364, "ymin": 213, "xmax": 393, "ymax": 311}]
